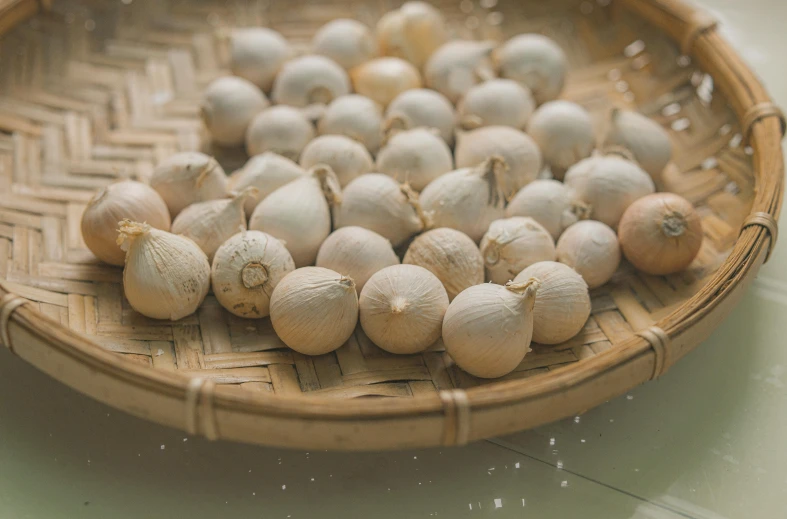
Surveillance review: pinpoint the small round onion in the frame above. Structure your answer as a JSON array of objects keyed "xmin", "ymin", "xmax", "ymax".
[
  {"xmin": 403, "ymin": 228, "xmax": 484, "ymax": 301},
  {"xmin": 376, "ymin": 127, "xmax": 453, "ymax": 191},
  {"xmin": 316, "ymin": 226, "xmax": 399, "ymax": 293},
  {"xmin": 271, "ymin": 55, "xmax": 351, "ymax": 107},
  {"xmin": 526, "ymin": 100, "xmax": 595, "ymax": 180},
  {"xmin": 480, "ymin": 217, "xmax": 556, "ymax": 285},
  {"xmin": 299, "ymin": 134, "xmax": 374, "ymax": 187},
  {"xmin": 318, "ymin": 95, "xmax": 384, "ymax": 154},
  {"xmin": 495, "ymin": 34, "xmax": 567, "ymax": 104},
  {"xmin": 269, "ymin": 267, "xmax": 359, "ymax": 355},
  {"xmin": 556, "ymin": 220, "xmax": 620, "ymax": 289},
  {"xmin": 211, "ymin": 231, "xmax": 295, "ymax": 318},
  {"xmin": 424, "ymin": 40, "xmax": 496, "ymax": 103},
  {"xmin": 376, "ymin": 1, "xmax": 448, "ymax": 69},
  {"xmin": 150, "ymin": 152, "xmax": 228, "ymax": 217},
  {"xmin": 245, "ymin": 106, "xmax": 316, "ymax": 161},
  {"xmin": 455, "ymin": 126, "xmax": 542, "ymax": 198},
  {"xmin": 312, "ymin": 18, "xmax": 377, "ymax": 70},
  {"xmin": 458, "ymin": 79, "xmax": 535, "ymax": 130},
  {"xmin": 350, "ymin": 57, "xmax": 422, "ymax": 107},
  {"xmin": 604, "ymin": 108, "xmax": 673, "ymax": 183},
  {"xmin": 563, "ymin": 154, "xmax": 655, "ymax": 228},
  {"xmin": 229, "ymin": 28, "xmax": 292, "ymax": 92},
  {"xmin": 386, "ymin": 88, "xmax": 456, "ymax": 146},
  {"xmin": 618, "ymin": 193, "xmax": 703, "ymax": 275},
  {"xmin": 201, "ymin": 76, "xmax": 269, "ymax": 148},
  {"xmin": 506, "ymin": 179, "xmax": 588, "ymax": 240},
  {"xmin": 514, "ymin": 261, "xmax": 590, "ymax": 345},
  {"xmin": 228, "ymin": 152, "xmax": 305, "ymax": 217},
  {"xmin": 359, "ymin": 264, "xmax": 448, "ymax": 354},
  {"xmin": 81, "ymin": 180, "xmax": 171, "ymax": 266}
]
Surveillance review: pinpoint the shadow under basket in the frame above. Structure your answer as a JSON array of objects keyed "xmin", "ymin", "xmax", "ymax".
[{"xmin": 0, "ymin": 0, "xmax": 783, "ymax": 450}]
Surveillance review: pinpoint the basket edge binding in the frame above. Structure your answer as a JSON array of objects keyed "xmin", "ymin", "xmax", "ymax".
[{"xmin": 0, "ymin": 0, "xmax": 783, "ymax": 449}]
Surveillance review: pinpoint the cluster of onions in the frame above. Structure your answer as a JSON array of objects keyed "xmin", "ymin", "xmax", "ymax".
[{"xmin": 78, "ymin": 4, "xmax": 705, "ymax": 381}]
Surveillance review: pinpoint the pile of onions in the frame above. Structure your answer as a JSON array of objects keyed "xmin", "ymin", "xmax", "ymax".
[{"xmin": 78, "ymin": 6, "xmax": 704, "ymax": 382}]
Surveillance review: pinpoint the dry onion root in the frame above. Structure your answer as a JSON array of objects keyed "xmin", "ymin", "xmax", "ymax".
[
  {"xmin": 376, "ymin": 127, "xmax": 454, "ymax": 191},
  {"xmin": 211, "ymin": 230, "xmax": 296, "ymax": 318}
]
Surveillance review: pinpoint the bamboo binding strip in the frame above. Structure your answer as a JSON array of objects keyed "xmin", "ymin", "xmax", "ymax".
[
  {"xmin": 680, "ymin": 12, "xmax": 718, "ymax": 55},
  {"xmin": 0, "ymin": 293, "xmax": 28, "ymax": 355},
  {"xmin": 185, "ymin": 377, "xmax": 219, "ymax": 441},
  {"xmin": 0, "ymin": 0, "xmax": 782, "ymax": 450},
  {"xmin": 742, "ymin": 103, "xmax": 787, "ymax": 145},
  {"xmin": 742, "ymin": 211, "xmax": 779, "ymax": 263},
  {"xmin": 439, "ymin": 389, "xmax": 471, "ymax": 446},
  {"xmin": 636, "ymin": 326, "xmax": 671, "ymax": 380}
]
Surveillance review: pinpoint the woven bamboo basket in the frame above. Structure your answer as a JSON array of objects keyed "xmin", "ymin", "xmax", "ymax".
[{"xmin": 0, "ymin": 0, "xmax": 783, "ymax": 450}]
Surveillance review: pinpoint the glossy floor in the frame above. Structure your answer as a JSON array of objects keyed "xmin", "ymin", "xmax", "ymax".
[{"xmin": 2, "ymin": 0, "xmax": 787, "ymax": 518}]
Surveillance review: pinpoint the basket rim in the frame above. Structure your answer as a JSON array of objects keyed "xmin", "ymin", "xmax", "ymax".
[{"xmin": 0, "ymin": 0, "xmax": 784, "ymax": 447}]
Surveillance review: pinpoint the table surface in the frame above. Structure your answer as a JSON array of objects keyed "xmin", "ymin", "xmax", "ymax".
[{"xmin": 2, "ymin": 1, "xmax": 787, "ymax": 518}]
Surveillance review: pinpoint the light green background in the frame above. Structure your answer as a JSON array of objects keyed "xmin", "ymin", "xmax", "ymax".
[{"xmin": 2, "ymin": 0, "xmax": 787, "ymax": 517}]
